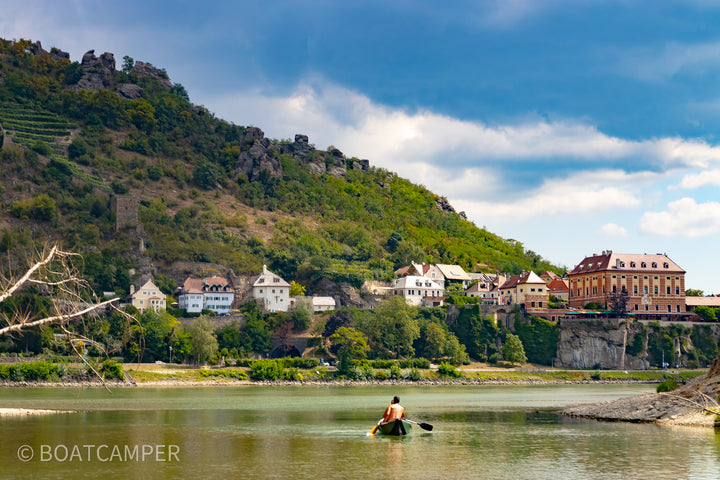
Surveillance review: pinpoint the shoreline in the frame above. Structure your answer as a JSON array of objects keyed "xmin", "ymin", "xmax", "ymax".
[{"xmin": 0, "ymin": 377, "xmax": 664, "ymax": 388}]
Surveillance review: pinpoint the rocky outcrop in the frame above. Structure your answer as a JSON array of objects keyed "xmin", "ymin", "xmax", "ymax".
[
  {"xmin": 556, "ymin": 318, "xmax": 649, "ymax": 370},
  {"xmin": 131, "ymin": 61, "xmax": 172, "ymax": 90},
  {"xmin": 117, "ymin": 83, "xmax": 143, "ymax": 99},
  {"xmin": 73, "ymin": 50, "xmax": 116, "ymax": 92},
  {"xmin": 435, "ymin": 196, "xmax": 455, "ymax": 213},
  {"xmin": 236, "ymin": 137, "xmax": 284, "ymax": 181},
  {"xmin": 563, "ymin": 355, "xmax": 720, "ymax": 427}
]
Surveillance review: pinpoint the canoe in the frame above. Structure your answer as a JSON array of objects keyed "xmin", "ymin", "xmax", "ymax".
[{"xmin": 377, "ymin": 419, "xmax": 412, "ymax": 436}]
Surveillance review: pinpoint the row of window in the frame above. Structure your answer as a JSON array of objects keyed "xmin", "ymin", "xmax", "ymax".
[{"xmin": 634, "ymin": 304, "xmax": 682, "ymax": 312}]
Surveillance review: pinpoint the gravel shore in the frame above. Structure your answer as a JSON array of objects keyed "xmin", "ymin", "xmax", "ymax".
[{"xmin": 562, "ymin": 358, "xmax": 720, "ymax": 427}]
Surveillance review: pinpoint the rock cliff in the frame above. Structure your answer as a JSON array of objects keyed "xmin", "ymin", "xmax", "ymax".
[{"xmin": 555, "ymin": 318, "xmax": 649, "ymax": 370}]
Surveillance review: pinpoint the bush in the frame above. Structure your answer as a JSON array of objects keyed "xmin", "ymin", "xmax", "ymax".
[
  {"xmin": 99, "ymin": 359, "xmax": 124, "ymax": 380},
  {"xmin": 389, "ymin": 364, "xmax": 402, "ymax": 379},
  {"xmin": 249, "ymin": 359, "xmax": 285, "ymax": 380},
  {"xmin": 437, "ymin": 361, "xmax": 461, "ymax": 378},
  {"xmin": 657, "ymin": 379, "xmax": 679, "ymax": 393},
  {"xmin": 374, "ymin": 370, "xmax": 388, "ymax": 380},
  {"xmin": 409, "ymin": 368, "xmax": 422, "ymax": 381}
]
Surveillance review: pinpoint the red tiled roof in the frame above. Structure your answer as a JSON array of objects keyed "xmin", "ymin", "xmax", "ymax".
[{"xmin": 568, "ymin": 252, "xmax": 684, "ymax": 275}]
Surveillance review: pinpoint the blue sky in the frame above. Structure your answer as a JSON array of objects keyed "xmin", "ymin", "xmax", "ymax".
[{"xmin": 4, "ymin": 0, "xmax": 720, "ymax": 292}]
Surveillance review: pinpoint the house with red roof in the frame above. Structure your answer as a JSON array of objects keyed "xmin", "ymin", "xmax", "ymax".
[
  {"xmin": 178, "ymin": 276, "xmax": 234, "ymax": 314},
  {"xmin": 567, "ymin": 250, "xmax": 688, "ymax": 320}
]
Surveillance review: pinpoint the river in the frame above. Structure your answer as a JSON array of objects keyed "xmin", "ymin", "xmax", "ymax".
[{"xmin": 0, "ymin": 384, "xmax": 718, "ymax": 479}]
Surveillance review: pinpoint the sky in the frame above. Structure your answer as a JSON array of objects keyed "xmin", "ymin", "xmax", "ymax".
[{"xmin": 3, "ymin": 0, "xmax": 720, "ymax": 293}]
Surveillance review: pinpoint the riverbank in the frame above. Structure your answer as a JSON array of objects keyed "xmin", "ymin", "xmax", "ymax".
[
  {"xmin": 0, "ymin": 364, "xmax": 704, "ymax": 388},
  {"xmin": 562, "ymin": 357, "xmax": 720, "ymax": 427},
  {"xmin": 0, "ymin": 408, "xmax": 75, "ymax": 416}
]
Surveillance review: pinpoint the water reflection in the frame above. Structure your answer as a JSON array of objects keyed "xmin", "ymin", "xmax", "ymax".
[{"xmin": 1, "ymin": 385, "xmax": 719, "ymax": 479}]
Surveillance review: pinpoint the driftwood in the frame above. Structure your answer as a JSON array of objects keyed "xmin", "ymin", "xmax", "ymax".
[{"xmin": 563, "ymin": 357, "xmax": 720, "ymax": 427}]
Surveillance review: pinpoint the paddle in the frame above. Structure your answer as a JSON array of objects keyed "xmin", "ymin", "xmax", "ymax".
[
  {"xmin": 369, "ymin": 422, "xmax": 381, "ymax": 435},
  {"xmin": 406, "ymin": 419, "xmax": 433, "ymax": 431}
]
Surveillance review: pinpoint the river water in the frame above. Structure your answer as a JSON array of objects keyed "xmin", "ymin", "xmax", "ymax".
[{"xmin": 0, "ymin": 384, "xmax": 718, "ymax": 479}]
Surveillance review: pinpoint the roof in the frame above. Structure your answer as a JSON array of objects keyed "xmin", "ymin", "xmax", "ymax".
[
  {"xmin": 312, "ymin": 296, "xmax": 336, "ymax": 307},
  {"xmin": 435, "ymin": 264, "xmax": 471, "ymax": 281},
  {"xmin": 180, "ymin": 276, "xmax": 233, "ymax": 294},
  {"xmin": 548, "ymin": 278, "xmax": 569, "ymax": 292},
  {"xmin": 685, "ymin": 296, "xmax": 720, "ymax": 307},
  {"xmin": 391, "ymin": 275, "xmax": 443, "ymax": 290},
  {"xmin": 253, "ymin": 265, "xmax": 290, "ymax": 288},
  {"xmin": 540, "ymin": 271, "xmax": 560, "ymax": 282},
  {"xmin": 500, "ymin": 271, "xmax": 546, "ymax": 290},
  {"xmin": 568, "ymin": 251, "xmax": 685, "ymax": 275}
]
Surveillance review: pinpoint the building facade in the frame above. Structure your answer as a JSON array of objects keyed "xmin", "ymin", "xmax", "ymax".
[
  {"xmin": 390, "ymin": 275, "xmax": 445, "ymax": 307},
  {"xmin": 129, "ymin": 278, "xmax": 166, "ymax": 314},
  {"xmin": 178, "ymin": 276, "xmax": 234, "ymax": 314},
  {"xmin": 499, "ymin": 271, "xmax": 547, "ymax": 310},
  {"xmin": 567, "ymin": 251, "xmax": 687, "ymax": 319},
  {"xmin": 252, "ymin": 265, "xmax": 291, "ymax": 312}
]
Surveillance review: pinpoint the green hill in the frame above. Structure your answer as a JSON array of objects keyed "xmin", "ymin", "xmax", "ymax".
[{"xmin": 0, "ymin": 37, "xmax": 562, "ymax": 298}]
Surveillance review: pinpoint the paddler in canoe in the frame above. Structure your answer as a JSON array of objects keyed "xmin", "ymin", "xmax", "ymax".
[{"xmin": 370, "ymin": 396, "xmax": 411, "ymax": 435}]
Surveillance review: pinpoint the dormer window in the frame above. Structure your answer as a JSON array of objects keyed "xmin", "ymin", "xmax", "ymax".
[
  {"xmin": 663, "ymin": 263, "xmax": 669, "ymax": 268},
  {"xmin": 641, "ymin": 262, "xmax": 646, "ymax": 268},
  {"xmin": 630, "ymin": 262, "xmax": 636, "ymax": 267},
  {"xmin": 651, "ymin": 262, "xmax": 657, "ymax": 268},
  {"xmin": 620, "ymin": 262, "xmax": 625, "ymax": 267}
]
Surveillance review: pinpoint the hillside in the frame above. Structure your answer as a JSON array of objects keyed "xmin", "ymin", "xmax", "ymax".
[{"xmin": 0, "ymin": 38, "xmax": 562, "ymax": 299}]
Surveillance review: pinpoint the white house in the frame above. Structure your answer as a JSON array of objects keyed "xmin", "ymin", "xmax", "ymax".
[
  {"xmin": 178, "ymin": 276, "xmax": 234, "ymax": 314},
  {"xmin": 253, "ymin": 265, "xmax": 291, "ymax": 312},
  {"xmin": 390, "ymin": 275, "xmax": 444, "ymax": 307},
  {"xmin": 435, "ymin": 264, "xmax": 472, "ymax": 288},
  {"xmin": 312, "ymin": 296, "xmax": 336, "ymax": 312},
  {"xmin": 128, "ymin": 277, "xmax": 166, "ymax": 313}
]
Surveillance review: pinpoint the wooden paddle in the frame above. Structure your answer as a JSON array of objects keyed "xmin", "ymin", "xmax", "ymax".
[
  {"xmin": 369, "ymin": 422, "xmax": 381, "ymax": 434},
  {"xmin": 406, "ymin": 419, "xmax": 433, "ymax": 431}
]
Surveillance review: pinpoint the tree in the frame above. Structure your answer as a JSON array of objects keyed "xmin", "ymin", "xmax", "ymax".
[
  {"xmin": 359, "ymin": 296, "xmax": 420, "ymax": 358},
  {"xmin": 609, "ymin": 289, "xmax": 630, "ymax": 316},
  {"xmin": 289, "ymin": 281, "xmax": 306, "ymax": 297},
  {"xmin": 122, "ymin": 56, "xmax": 134, "ymax": 74},
  {"xmin": 686, "ymin": 289, "xmax": 704, "ymax": 297},
  {"xmin": 503, "ymin": 333, "xmax": 527, "ymax": 365},
  {"xmin": 188, "ymin": 317, "xmax": 218, "ymax": 365},
  {"xmin": 330, "ymin": 326, "xmax": 369, "ymax": 362},
  {"xmin": 0, "ymin": 245, "xmax": 122, "ymax": 337}
]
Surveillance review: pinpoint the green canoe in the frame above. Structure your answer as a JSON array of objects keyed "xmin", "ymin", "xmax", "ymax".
[{"xmin": 377, "ymin": 419, "xmax": 412, "ymax": 436}]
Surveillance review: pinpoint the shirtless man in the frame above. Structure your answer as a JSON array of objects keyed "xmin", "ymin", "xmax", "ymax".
[{"xmin": 381, "ymin": 396, "xmax": 405, "ymax": 423}]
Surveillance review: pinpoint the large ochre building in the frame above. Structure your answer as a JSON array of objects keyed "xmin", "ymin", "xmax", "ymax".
[{"xmin": 567, "ymin": 251, "xmax": 688, "ymax": 320}]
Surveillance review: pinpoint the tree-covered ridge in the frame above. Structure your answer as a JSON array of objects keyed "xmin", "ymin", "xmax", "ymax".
[{"xmin": 0, "ymin": 37, "xmax": 562, "ymax": 297}]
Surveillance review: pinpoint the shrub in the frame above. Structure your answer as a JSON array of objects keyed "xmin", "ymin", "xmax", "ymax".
[
  {"xmin": 374, "ymin": 370, "xmax": 388, "ymax": 380},
  {"xmin": 409, "ymin": 368, "xmax": 422, "ymax": 381},
  {"xmin": 657, "ymin": 379, "xmax": 678, "ymax": 393},
  {"xmin": 437, "ymin": 361, "xmax": 461, "ymax": 378},
  {"xmin": 249, "ymin": 359, "xmax": 285, "ymax": 380},
  {"xmin": 389, "ymin": 364, "xmax": 402, "ymax": 379},
  {"xmin": 99, "ymin": 359, "xmax": 124, "ymax": 380}
]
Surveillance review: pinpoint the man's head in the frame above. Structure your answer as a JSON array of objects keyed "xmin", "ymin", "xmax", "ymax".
[{"xmin": 392, "ymin": 396, "xmax": 400, "ymax": 404}]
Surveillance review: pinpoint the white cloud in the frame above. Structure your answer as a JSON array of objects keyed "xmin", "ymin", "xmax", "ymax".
[
  {"xmin": 675, "ymin": 169, "xmax": 720, "ymax": 189},
  {"xmin": 600, "ymin": 223, "xmax": 628, "ymax": 237},
  {"xmin": 639, "ymin": 197, "xmax": 720, "ymax": 237}
]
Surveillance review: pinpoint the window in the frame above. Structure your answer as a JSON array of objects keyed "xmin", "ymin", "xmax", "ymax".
[
  {"xmin": 664, "ymin": 263, "xmax": 669, "ymax": 268},
  {"xmin": 666, "ymin": 287, "xmax": 671, "ymax": 294},
  {"xmin": 644, "ymin": 305, "xmax": 649, "ymax": 311},
  {"xmin": 641, "ymin": 262, "xmax": 646, "ymax": 268},
  {"xmin": 652, "ymin": 263, "xmax": 657, "ymax": 268},
  {"xmin": 644, "ymin": 286, "xmax": 648, "ymax": 294},
  {"xmin": 675, "ymin": 287, "xmax": 680, "ymax": 295},
  {"xmin": 654, "ymin": 286, "xmax": 658, "ymax": 294},
  {"xmin": 634, "ymin": 286, "xmax": 638, "ymax": 294},
  {"xmin": 630, "ymin": 262, "xmax": 636, "ymax": 267},
  {"xmin": 633, "ymin": 275, "xmax": 638, "ymax": 279},
  {"xmin": 677, "ymin": 305, "xmax": 681, "ymax": 312},
  {"xmin": 655, "ymin": 305, "xmax": 659, "ymax": 311},
  {"xmin": 634, "ymin": 304, "xmax": 638, "ymax": 310},
  {"xmin": 667, "ymin": 305, "xmax": 671, "ymax": 312},
  {"xmin": 612, "ymin": 285, "xmax": 617, "ymax": 293}
]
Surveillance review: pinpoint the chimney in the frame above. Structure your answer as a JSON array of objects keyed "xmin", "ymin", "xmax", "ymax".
[
  {"xmin": 263, "ymin": 264, "xmax": 268, "ymax": 275},
  {"xmin": 130, "ymin": 284, "xmax": 135, "ymax": 295}
]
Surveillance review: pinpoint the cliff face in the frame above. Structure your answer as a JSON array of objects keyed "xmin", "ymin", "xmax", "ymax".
[{"xmin": 555, "ymin": 318, "xmax": 649, "ymax": 370}]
